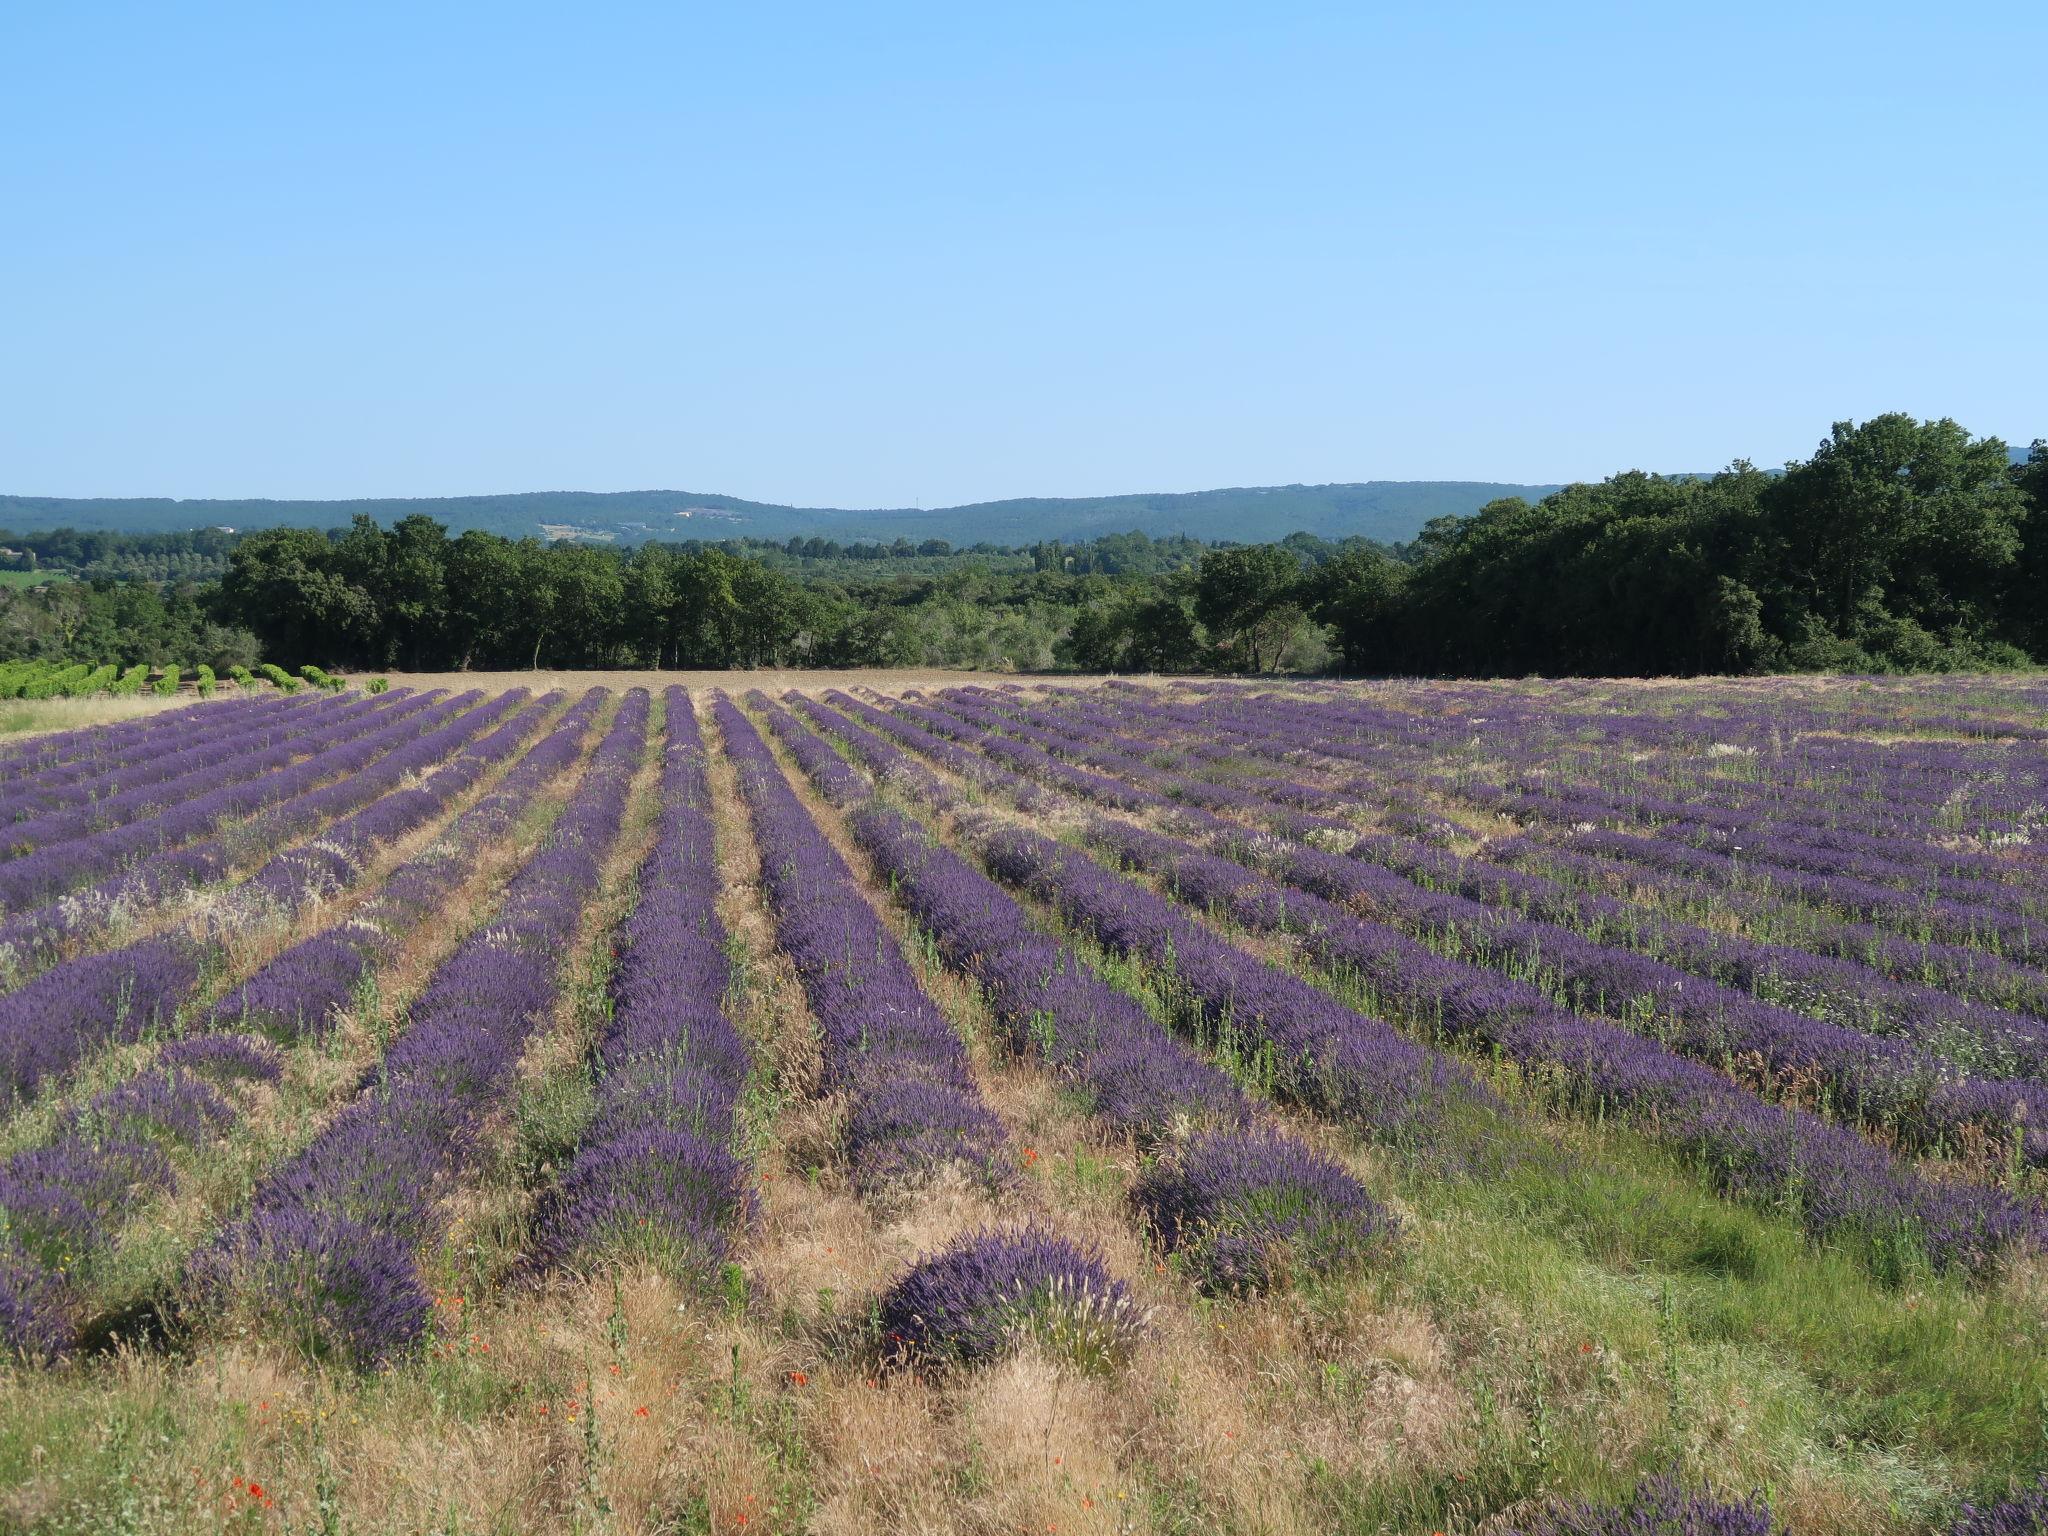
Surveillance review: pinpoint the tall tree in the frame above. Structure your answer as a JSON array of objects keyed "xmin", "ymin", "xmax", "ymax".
[
  {"xmin": 544, "ymin": 543, "xmax": 627, "ymax": 665},
  {"xmin": 442, "ymin": 530, "xmax": 526, "ymax": 668},
  {"xmin": 379, "ymin": 514, "xmax": 451, "ymax": 669},
  {"xmin": 213, "ymin": 527, "xmax": 378, "ymax": 664},
  {"xmin": 1303, "ymin": 545, "xmax": 1407, "ymax": 673},
  {"xmin": 1195, "ymin": 545, "xmax": 1304, "ymax": 671},
  {"xmin": 1765, "ymin": 415, "xmax": 2025, "ymax": 649}
]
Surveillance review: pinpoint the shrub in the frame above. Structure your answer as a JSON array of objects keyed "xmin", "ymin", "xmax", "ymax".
[
  {"xmin": 21, "ymin": 664, "xmax": 91, "ymax": 700},
  {"xmin": 877, "ymin": 1224, "xmax": 1143, "ymax": 1371},
  {"xmin": 68, "ymin": 664, "xmax": 118, "ymax": 698},
  {"xmin": 156, "ymin": 1034, "xmax": 283, "ymax": 1085},
  {"xmin": 0, "ymin": 1243, "xmax": 72, "ymax": 1362},
  {"xmin": 1132, "ymin": 1128, "xmax": 1397, "ymax": 1294},
  {"xmin": 193, "ymin": 664, "xmax": 216, "ymax": 697},
  {"xmin": 365, "ymin": 677, "xmax": 390, "ymax": 694},
  {"xmin": 199, "ymin": 1208, "xmax": 430, "ymax": 1366},
  {"xmin": 533, "ymin": 1128, "xmax": 753, "ymax": 1277}
]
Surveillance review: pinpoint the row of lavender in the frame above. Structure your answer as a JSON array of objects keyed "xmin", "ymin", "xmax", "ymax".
[
  {"xmin": 714, "ymin": 696, "xmax": 1009, "ymax": 1197},
  {"xmin": 755, "ymin": 692, "xmax": 1396, "ymax": 1298},
  {"xmin": 0, "ymin": 692, "xmax": 582, "ymax": 1357},
  {"xmin": 0, "ymin": 688, "xmax": 549, "ymax": 1110},
  {"xmin": 530, "ymin": 690, "xmax": 754, "ymax": 1275},
  {"xmin": 837, "ymin": 686, "xmax": 2040, "ymax": 1275},
  {"xmin": 0, "ymin": 689, "xmax": 415, "ymax": 903},
  {"xmin": 199, "ymin": 691, "xmax": 650, "ymax": 1362},
  {"xmin": 928, "ymin": 685, "xmax": 2048, "ymax": 1169},
  {"xmin": 719, "ymin": 696, "xmax": 1168, "ymax": 1364}
]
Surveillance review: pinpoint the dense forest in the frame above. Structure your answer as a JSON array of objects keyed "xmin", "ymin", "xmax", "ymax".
[{"xmin": 1, "ymin": 416, "xmax": 2041, "ymax": 677}]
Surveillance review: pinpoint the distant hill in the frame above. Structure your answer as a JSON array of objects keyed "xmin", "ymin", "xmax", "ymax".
[
  {"xmin": 0, "ymin": 481, "xmax": 1567, "ymax": 548},
  {"xmin": 4, "ymin": 443, "xmax": 2032, "ymax": 550}
]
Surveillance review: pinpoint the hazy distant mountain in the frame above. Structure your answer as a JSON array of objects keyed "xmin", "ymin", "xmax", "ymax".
[{"xmin": 0, "ymin": 481, "xmax": 1566, "ymax": 548}]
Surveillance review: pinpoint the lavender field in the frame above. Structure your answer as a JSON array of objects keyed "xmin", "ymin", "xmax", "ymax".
[{"xmin": 0, "ymin": 676, "xmax": 2044, "ymax": 1536}]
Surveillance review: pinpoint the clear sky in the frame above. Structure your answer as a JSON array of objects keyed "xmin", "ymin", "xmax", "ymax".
[{"xmin": 3, "ymin": 2, "xmax": 2042, "ymax": 508}]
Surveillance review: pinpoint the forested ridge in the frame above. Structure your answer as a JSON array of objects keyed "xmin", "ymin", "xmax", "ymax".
[
  {"xmin": 3, "ymin": 416, "xmax": 2042, "ymax": 676},
  {"xmin": 0, "ymin": 478, "xmax": 1558, "ymax": 546}
]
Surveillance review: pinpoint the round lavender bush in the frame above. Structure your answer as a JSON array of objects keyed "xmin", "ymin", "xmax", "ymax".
[
  {"xmin": 200, "ymin": 1207, "xmax": 431, "ymax": 1366},
  {"xmin": 879, "ymin": 1224, "xmax": 1143, "ymax": 1371},
  {"xmin": 1133, "ymin": 1128, "xmax": 1397, "ymax": 1294}
]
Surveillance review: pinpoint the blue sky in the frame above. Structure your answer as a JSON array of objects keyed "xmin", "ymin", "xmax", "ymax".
[{"xmin": 2, "ymin": 2, "xmax": 2042, "ymax": 507}]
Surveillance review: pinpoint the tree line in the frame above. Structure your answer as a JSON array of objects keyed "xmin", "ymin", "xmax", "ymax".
[
  {"xmin": 7, "ymin": 413, "xmax": 2041, "ymax": 677},
  {"xmin": 1318, "ymin": 416, "xmax": 2045, "ymax": 676},
  {"xmin": 1076, "ymin": 416, "xmax": 2047, "ymax": 676},
  {"xmin": 0, "ymin": 527, "xmax": 241, "ymax": 580}
]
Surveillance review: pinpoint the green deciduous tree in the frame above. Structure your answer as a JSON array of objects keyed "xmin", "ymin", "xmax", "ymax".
[
  {"xmin": 1764, "ymin": 415, "xmax": 2025, "ymax": 652},
  {"xmin": 1195, "ymin": 545, "xmax": 1306, "ymax": 672}
]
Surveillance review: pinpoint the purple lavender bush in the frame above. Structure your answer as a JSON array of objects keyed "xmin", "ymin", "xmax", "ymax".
[
  {"xmin": 0, "ymin": 1056, "xmax": 247, "ymax": 1359},
  {"xmin": 0, "ymin": 1138, "xmax": 172, "ymax": 1274},
  {"xmin": 199, "ymin": 692, "xmax": 649, "ymax": 1364},
  {"xmin": 0, "ymin": 1242, "xmax": 72, "ymax": 1363},
  {"xmin": 215, "ymin": 1206, "xmax": 434, "ymax": 1365},
  {"xmin": 533, "ymin": 689, "xmax": 757, "ymax": 1278},
  {"xmin": 537, "ymin": 1127, "xmax": 753, "ymax": 1275},
  {"xmin": 1133, "ymin": 1128, "xmax": 1395, "ymax": 1294},
  {"xmin": 156, "ymin": 1033, "xmax": 285, "ymax": 1085},
  {"xmin": 878, "ymin": 1224, "xmax": 1144, "ymax": 1371}
]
